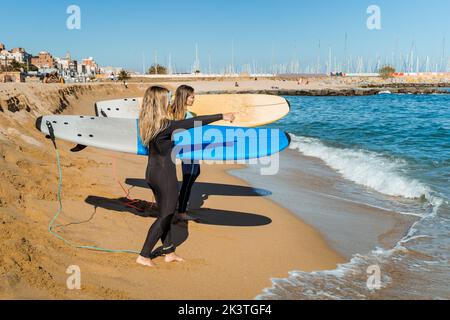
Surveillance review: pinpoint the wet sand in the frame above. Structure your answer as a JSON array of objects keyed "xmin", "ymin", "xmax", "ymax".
[{"xmin": 230, "ymin": 149, "xmax": 419, "ymax": 259}]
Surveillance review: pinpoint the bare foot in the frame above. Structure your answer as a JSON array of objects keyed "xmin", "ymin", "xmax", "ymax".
[
  {"xmin": 136, "ymin": 255, "xmax": 156, "ymax": 267},
  {"xmin": 177, "ymin": 212, "xmax": 200, "ymax": 223},
  {"xmin": 164, "ymin": 253, "xmax": 185, "ymax": 263}
]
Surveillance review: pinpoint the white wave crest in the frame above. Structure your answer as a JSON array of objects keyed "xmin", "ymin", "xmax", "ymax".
[{"xmin": 288, "ymin": 134, "xmax": 430, "ymax": 199}]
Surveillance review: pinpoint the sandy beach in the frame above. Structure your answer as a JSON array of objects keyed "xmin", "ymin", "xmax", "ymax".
[
  {"xmin": 0, "ymin": 82, "xmax": 349, "ymax": 299},
  {"xmin": 2, "ymin": 0, "xmax": 450, "ymax": 303}
]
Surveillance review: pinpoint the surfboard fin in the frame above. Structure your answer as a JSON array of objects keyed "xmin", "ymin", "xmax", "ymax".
[{"xmin": 70, "ymin": 144, "xmax": 88, "ymax": 153}]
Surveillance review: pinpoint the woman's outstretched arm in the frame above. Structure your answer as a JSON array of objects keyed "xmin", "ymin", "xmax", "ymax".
[{"xmin": 169, "ymin": 114, "xmax": 224, "ymax": 132}]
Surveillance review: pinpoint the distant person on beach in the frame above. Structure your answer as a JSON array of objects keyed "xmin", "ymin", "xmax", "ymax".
[
  {"xmin": 235, "ymin": 81, "xmax": 239, "ymax": 87},
  {"xmin": 136, "ymin": 86, "xmax": 235, "ymax": 267},
  {"xmin": 169, "ymin": 85, "xmax": 202, "ymax": 223}
]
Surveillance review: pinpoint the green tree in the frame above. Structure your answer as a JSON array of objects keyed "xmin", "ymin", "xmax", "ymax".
[
  {"xmin": 379, "ymin": 65, "xmax": 396, "ymax": 79},
  {"xmin": 6, "ymin": 60, "xmax": 38, "ymax": 72},
  {"xmin": 26, "ymin": 63, "xmax": 38, "ymax": 72},
  {"xmin": 118, "ymin": 70, "xmax": 130, "ymax": 82},
  {"xmin": 148, "ymin": 64, "xmax": 167, "ymax": 75},
  {"xmin": 10, "ymin": 60, "xmax": 23, "ymax": 71}
]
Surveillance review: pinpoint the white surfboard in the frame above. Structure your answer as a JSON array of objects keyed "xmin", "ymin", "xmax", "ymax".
[{"xmin": 95, "ymin": 94, "xmax": 290, "ymax": 127}]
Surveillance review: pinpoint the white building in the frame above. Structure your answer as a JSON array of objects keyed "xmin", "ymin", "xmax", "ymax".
[
  {"xmin": 100, "ymin": 66, "xmax": 123, "ymax": 78},
  {"xmin": 10, "ymin": 48, "xmax": 31, "ymax": 64},
  {"xmin": 55, "ymin": 57, "xmax": 70, "ymax": 70},
  {"xmin": 79, "ymin": 57, "xmax": 99, "ymax": 76},
  {"xmin": 0, "ymin": 49, "xmax": 14, "ymax": 67},
  {"xmin": 0, "ymin": 42, "xmax": 32, "ymax": 72},
  {"xmin": 0, "ymin": 48, "xmax": 31, "ymax": 66}
]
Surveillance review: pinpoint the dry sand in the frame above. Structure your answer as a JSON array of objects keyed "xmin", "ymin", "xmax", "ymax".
[{"xmin": 0, "ymin": 82, "xmax": 345, "ymax": 299}]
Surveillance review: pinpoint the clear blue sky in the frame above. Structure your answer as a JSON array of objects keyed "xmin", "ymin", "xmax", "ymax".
[{"xmin": 1, "ymin": 0, "xmax": 449, "ymax": 72}]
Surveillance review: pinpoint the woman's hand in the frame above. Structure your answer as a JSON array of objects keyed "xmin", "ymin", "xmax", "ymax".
[{"xmin": 223, "ymin": 113, "xmax": 236, "ymax": 123}]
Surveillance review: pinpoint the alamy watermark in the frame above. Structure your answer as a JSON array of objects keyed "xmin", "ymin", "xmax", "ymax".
[
  {"xmin": 66, "ymin": 265, "xmax": 81, "ymax": 290},
  {"xmin": 171, "ymin": 124, "xmax": 282, "ymax": 176},
  {"xmin": 66, "ymin": 5, "xmax": 81, "ymax": 30},
  {"xmin": 367, "ymin": 5, "xmax": 381, "ymax": 30},
  {"xmin": 366, "ymin": 265, "xmax": 382, "ymax": 291}
]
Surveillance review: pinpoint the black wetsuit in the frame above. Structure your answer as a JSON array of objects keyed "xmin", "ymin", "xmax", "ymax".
[
  {"xmin": 178, "ymin": 162, "xmax": 201, "ymax": 213},
  {"xmin": 179, "ymin": 111, "xmax": 202, "ymax": 214},
  {"xmin": 140, "ymin": 114, "xmax": 223, "ymax": 258}
]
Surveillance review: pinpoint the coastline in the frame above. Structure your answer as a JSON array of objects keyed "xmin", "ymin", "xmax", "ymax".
[
  {"xmin": 2, "ymin": 0, "xmax": 449, "ymax": 302},
  {"xmin": 127, "ymin": 75, "xmax": 450, "ymax": 96},
  {"xmin": 0, "ymin": 81, "xmax": 439, "ymax": 299},
  {"xmin": 0, "ymin": 82, "xmax": 345, "ymax": 299},
  {"xmin": 229, "ymin": 149, "xmax": 419, "ymax": 259}
]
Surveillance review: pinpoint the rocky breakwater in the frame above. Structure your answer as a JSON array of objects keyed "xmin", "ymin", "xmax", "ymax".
[{"xmin": 205, "ymin": 86, "xmax": 450, "ymax": 96}]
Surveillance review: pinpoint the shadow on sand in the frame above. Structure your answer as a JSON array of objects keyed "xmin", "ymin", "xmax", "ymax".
[
  {"xmin": 84, "ymin": 194, "xmax": 272, "ymax": 228},
  {"xmin": 125, "ymin": 179, "xmax": 272, "ymax": 209},
  {"xmin": 84, "ymin": 181, "xmax": 272, "ymax": 257}
]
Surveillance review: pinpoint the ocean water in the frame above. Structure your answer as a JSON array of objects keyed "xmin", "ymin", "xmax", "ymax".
[{"xmin": 254, "ymin": 94, "xmax": 450, "ymax": 300}]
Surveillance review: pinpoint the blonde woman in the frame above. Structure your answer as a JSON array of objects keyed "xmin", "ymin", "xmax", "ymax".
[
  {"xmin": 168, "ymin": 85, "xmax": 202, "ymax": 222},
  {"xmin": 137, "ymin": 86, "xmax": 235, "ymax": 267}
]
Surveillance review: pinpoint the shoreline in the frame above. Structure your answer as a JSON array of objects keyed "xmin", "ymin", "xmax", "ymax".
[
  {"xmin": 2, "ymin": 81, "xmax": 449, "ymax": 116},
  {"xmin": 0, "ymin": 82, "xmax": 433, "ymax": 299},
  {"xmin": 229, "ymin": 150, "xmax": 419, "ymax": 260},
  {"xmin": 0, "ymin": 82, "xmax": 345, "ymax": 299}
]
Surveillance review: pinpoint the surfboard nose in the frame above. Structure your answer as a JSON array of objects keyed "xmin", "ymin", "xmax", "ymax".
[{"xmin": 35, "ymin": 116, "xmax": 43, "ymax": 132}]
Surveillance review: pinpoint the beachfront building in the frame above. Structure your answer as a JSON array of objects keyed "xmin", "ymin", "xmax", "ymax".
[
  {"xmin": 10, "ymin": 48, "xmax": 32, "ymax": 64},
  {"xmin": 55, "ymin": 52, "xmax": 79, "ymax": 77},
  {"xmin": 0, "ymin": 50, "xmax": 14, "ymax": 69},
  {"xmin": 31, "ymin": 51, "xmax": 57, "ymax": 69},
  {"xmin": 79, "ymin": 57, "xmax": 99, "ymax": 76},
  {"xmin": 55, "ymin": 53, "xmax": 70, "ymax": 70},
  {"xmin": 0, "ymin": 45, "xmax": 31, "ymax": 68},
  {"xmin": 54, "ymin": 53, "xmax": 100, "ymax": 82},
  {"xmin": 69, "ymin": 60, "xmax": 78, "ymax": 75}
]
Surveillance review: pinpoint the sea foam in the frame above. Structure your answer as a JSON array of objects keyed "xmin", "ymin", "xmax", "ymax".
[{"xmin": 288, "ymin": 134, "xmax": 430, "ymax": 200}]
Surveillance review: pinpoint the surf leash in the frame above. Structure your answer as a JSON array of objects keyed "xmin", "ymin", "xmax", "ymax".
[
  {"xmin": 46, "ymin": 120, "xmax": 140, "ymax": 254},
  {"xmin": 111, "ymin": 153, "xmax": 156, "ymax": 213}
]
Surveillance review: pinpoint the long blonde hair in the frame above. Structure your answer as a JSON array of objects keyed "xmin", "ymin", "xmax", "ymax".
[
  {"xmin": 139, "ymin": 86, "xmax": 170, "ymax": 146},
  {"xmin": 168, "ymin": 85, "xmax": 195, "ymax": 120}
]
